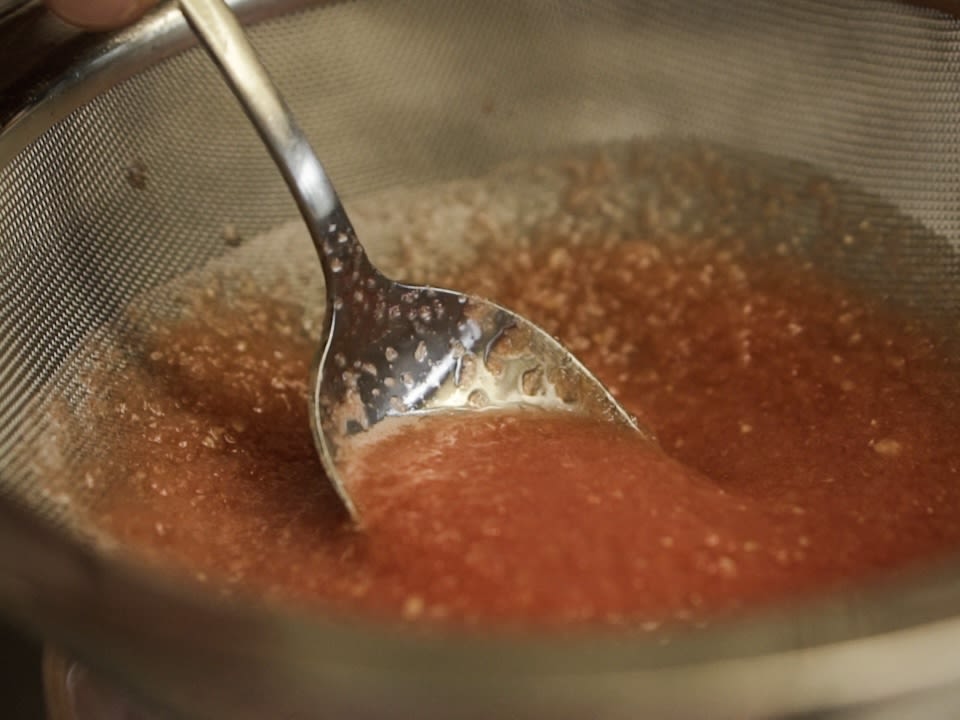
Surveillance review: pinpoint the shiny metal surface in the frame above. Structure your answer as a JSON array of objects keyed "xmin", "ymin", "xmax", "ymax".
[
  {"xmin": 2, "ymin": 1, "xmax": 960, "ymax": 719},
  {"xmin": 181, "ymin": 0, "xmax": 643, "ymax": 520},
  {"xmin": 0, "ymin": 0, "xmax": 315, "ymax": 161}
]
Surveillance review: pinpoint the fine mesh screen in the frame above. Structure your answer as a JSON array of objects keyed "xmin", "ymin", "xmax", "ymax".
[
  {"xmin": 7, "ymin": 3, "xmax": 960, "ymax": 718},
  {"xmin": 2, "ymin": 0, "xmax": 960, "ymax": 535}
]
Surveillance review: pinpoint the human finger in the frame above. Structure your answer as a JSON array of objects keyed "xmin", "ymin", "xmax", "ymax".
[{"xmin": 45, "ymin": 0, "xmax": 156, "ymax": 30}]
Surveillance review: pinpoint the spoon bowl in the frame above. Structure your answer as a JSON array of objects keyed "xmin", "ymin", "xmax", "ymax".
[{"xmin": 180, "ymin": 0, "xmax": 650, "ymax": 520}]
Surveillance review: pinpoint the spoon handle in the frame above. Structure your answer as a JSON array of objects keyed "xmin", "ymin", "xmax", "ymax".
[{"xmin": 178, "ymin": 0, "xmax": 372, "ymax": 296}]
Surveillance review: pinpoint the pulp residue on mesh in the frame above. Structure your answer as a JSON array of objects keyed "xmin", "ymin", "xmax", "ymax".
[{"xmin": 48, "ymin": 141, "xmax": 960, "ymax": 631}]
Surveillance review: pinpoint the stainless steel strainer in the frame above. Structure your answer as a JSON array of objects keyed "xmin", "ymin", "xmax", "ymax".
[{"xmin": 4, "ymin": 0, "xmax": 960, "ymax": 718}]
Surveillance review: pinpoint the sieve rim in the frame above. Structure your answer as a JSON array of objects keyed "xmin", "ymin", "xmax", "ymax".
[{"xmin": 0, "ymin": 0, "xmax": 330, "ymax": 163}]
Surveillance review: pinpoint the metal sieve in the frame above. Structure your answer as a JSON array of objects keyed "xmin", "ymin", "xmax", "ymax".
[{"xmin": 4, "ymin": 0, "xmax": 960, "ymax": 717}]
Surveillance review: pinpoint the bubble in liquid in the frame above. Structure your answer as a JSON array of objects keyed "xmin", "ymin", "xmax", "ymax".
[
  {"xmin": 330, "ymin": 258, "xmax": 344, "ymax": 274},
  {"xmin": 467, "ymin": 389, "xmax": 489, "ymax": 408},
  {"xmin": 385, "ymin": 347, "xmax": 399, "ymax": 362},
  {"xmin": 521, "ymin": 366, "xmax": 545, "ymax": 396}
]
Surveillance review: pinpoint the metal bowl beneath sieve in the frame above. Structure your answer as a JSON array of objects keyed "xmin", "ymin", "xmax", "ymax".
[{"xmin": 4, "ymin": 0, "xmax": 960, "ymax": 717}]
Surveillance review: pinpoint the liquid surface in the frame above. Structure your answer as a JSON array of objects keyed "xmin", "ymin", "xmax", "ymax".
[
  {"xmin": 343, "ymin": 409, "xmax": 805, "ymax": 625},
  {"xmin": 72, "ymin": 231, "xmax": 960, "ymax": 629}
]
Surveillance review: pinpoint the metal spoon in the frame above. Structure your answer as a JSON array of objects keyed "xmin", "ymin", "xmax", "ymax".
[{"xmin": 179, "ymin": 0, "xmax": 651, "ymax": 521}]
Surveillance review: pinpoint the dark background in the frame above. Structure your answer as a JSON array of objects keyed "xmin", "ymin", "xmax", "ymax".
[{"xmin": 0, "ymin": 619, "xmax": 45, "ymax": 719}]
